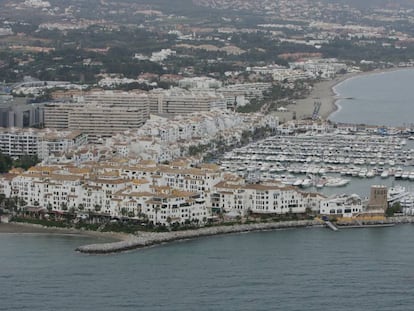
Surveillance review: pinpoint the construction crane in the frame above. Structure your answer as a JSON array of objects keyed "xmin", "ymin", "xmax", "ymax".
[{"xmin": 312, "ymin": 101, "xmax": 321, "ymax": 120}]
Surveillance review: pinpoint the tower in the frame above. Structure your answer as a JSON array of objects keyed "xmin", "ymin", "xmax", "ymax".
[{"xmin": 367, "ymin": 185, "xmax": 388, "ymax": 213}]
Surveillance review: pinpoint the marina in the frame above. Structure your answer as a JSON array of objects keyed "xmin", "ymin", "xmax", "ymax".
[{"xmin": 220, "ymin": 132, "xmax": 414, "ymax": 189}]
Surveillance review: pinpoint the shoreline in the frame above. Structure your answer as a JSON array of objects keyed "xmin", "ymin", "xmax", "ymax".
[
  {"xmin": 76, "ymin": 216, "xmax": 414, "ymax": 254},
  {"xmin": 0, "ymin": 222, "xmax": 128, "ymax": 242},
  {"xmin": 276, "ymin": 66, "xmax": 413, "ymax": 123},
  {"xmin": 75, "ymin": 220, "xmax": 323, "ymax": 254},
  {"xmin": 2, "ymin": 216, "xmax": 414, "ymax": 254}
]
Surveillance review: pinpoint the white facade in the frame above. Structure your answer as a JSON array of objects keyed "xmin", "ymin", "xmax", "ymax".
[
  {"xmin": 212, "ymin": 180, "xmax": 326, "ymax": 216},
  {"xmin": 2, "ymin": 161, "xmax": 213, "ymax": 225},
  {"xmin": 320, "ymin": 194, "xmax": 363, "ymax": 218},
  {"xmin": 0, "ymin": 127, "xmax": 87, "ymax": 159},
  {"xmin": 149, "ymin": 88, "xmax": 226, "ymax": 115}
]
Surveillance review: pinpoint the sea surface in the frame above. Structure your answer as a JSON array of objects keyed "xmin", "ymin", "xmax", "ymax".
[
  {"xmin": 2, "ymin": 226, "xmax": 414, "ymax": 311},
  {"xmin": 329, "ymin": 68, "xmax": 414, "ymax": 127}
]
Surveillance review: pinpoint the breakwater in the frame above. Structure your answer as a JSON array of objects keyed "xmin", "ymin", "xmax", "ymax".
[
  {"xmin": 76, "ymin": 216, "xmax": 414, "ymax": 254},
  {"xmin": 75, "ymin": 220, "xmax": 322, "ymax": 254}
]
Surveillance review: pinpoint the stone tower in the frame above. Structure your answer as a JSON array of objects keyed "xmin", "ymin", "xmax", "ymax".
[{"xmin": 367, "ymin": 185, "xmax": 388, "ymax": 212}]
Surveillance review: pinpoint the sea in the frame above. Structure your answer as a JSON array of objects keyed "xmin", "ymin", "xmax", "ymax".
[
  {"xmin": 330, "ymin": 68, "xmax": 414, "ymax": 127},
  {"xmin": 3, "ymin": 226, "xmax": 414, "ymax": 311},
  {"xmin": 2, "ymin": 69, "xmax": 414, "ymax": 311}
]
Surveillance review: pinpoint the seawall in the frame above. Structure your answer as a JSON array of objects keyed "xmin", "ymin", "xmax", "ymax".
[
  {"xmin": 75, "ymin": 220, "xmax": 322, "ymax": 254},
  {"xmin": 75, "ymin": 216, "xmax": 414, "ymax": 254}
]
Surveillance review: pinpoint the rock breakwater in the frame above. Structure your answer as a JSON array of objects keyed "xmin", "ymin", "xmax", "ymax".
[{"xmin": 76, "ymin": 220, "xmax": 321, "ymax": 254}]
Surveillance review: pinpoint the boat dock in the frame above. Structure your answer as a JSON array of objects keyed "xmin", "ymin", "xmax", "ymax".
[
  {"xmin": 220, "ymin": 132, "xmax": 414, "ymax": 188},
  {"xmin": 324, "ymin": 220, "xmax": 338, "ymax": 231}
]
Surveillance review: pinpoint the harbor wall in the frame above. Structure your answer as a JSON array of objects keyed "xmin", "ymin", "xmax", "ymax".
[
  {"xmin": 75, "ymin": 220, "xmax": 322, "ymax": 254},
  {"xmin": 76, "ymin": 216, "xmax": 414, "ymax": 254}
]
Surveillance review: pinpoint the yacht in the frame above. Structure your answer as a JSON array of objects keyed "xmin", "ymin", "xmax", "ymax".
[{"xmin": 324, "ymin": 178, "xmax": 350, "ymax": 187}]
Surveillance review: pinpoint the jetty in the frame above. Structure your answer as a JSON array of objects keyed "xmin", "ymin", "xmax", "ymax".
[
  {"xmin": 324, "ymin": 220, "xmax": 338, "ymax": 231},
  {"xmin": 76, "ymin": 220, "xmax": 321, "ymax": 254}
]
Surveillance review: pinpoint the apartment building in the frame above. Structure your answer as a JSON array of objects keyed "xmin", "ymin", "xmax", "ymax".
[
  {"xmin": 0, "ymin": 127, "xmax": 86, "ymax": 159},
  {"xmin": 43, "ymin": 91, "xmax": 151, "ymax": 142},
  {"xmin": 149, "ymin": 88, "xmax": 226, "ymax": 115},
  {"xmin": 211, "ymin": 179, "xmax": 323, "ymax": 216},
  {"xmin": 43, "ymin": 102, "xmax": 82, "ymax": 129}
]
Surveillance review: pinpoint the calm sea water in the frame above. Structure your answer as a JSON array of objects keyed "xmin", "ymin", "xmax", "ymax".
[
  {"xmin": 2, "ymin": 226, "xmax": 414, "ymax": 311},
  {"xmin": 330, "ymin": 68, "xmax": 414, "ymax": 127}
]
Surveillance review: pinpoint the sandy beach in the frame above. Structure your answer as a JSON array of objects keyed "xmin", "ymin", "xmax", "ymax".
[
  {"xmin": 0, "ymin": 222, "xmax": 127, "ymax": 242},
  {"xmin": 274, "ymin": 67, "xmax": 409, "ymax": 123}
]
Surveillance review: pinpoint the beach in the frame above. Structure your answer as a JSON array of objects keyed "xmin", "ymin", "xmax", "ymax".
[
  {"xmin": 274, "ymin": 67, "xmax": 408, "ymax": 123},
  {"xmin": 0, "ymin": 222, "xmax": 127, "ymax": 242}
]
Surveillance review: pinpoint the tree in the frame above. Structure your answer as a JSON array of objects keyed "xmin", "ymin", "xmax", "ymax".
[
  {"xmin": 69, "ymin": 207, "xmax": 76, "ymax": 215},
  {"xmin": 120, "ymin": 208, "xmax": 128, "ymax": 217},
  {"xmin": 0, "ymin": 194, "xmax": 5, "ymax": 207},
  {"xmin": 13, "ymin": 155, "xmax": 40, "ymax": 170},
  {"xmin": 4, "ymin": 197, "xmax": 17, "ymax": 211},
  {"xmin": 60, "ymin": 202, "xmax": 68, "ymax": 211},
  {"xmin": 0, "ymin": 152, "xmax": 13, "ymax": 173},
  {"xmin": 386, "ymin": 202, "xmax": 402, "ymax": 217},
  {"xmin": 94, "ymin": 204, "xmax": 102, "ymax": 212}
]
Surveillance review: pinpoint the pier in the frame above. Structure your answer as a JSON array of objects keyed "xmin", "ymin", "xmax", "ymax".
[{"xmin": 324, "ymin": 220, "xmax": 338, "ymax": 231}]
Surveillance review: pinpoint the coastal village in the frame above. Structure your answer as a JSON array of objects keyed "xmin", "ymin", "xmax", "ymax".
[
  {"xmin": 1, "ymin": 60, "xmax": 414, "ymax": 246},
  {"xmin": 1, "ymin": 115, "xmax": 413, "ymax": 232},
  {"xmin": 3, "ymin": 1, "xmax": 414, "ymax": 310}
]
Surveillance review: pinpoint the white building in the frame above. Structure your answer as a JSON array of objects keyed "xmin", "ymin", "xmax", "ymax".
[
  {"xmin": 212, "ymin": 179, "xmax": 325, "ymax": 216},
  {"xmin": 320, "ymin": 194, "xmax": 363, "ymax": 218},
  {"xmin": 178, "ymin": 77, "xmax": 222, "ymax": 89},
  {"xmin": 149, "ymin": 88, "xmax": 226, "ymax": 115},
  {"xmin": 44, "ymin": 91, "xmax": 150, "ymax": 142},
  {"xmin": 0, "ymin": 127, "xmax": 87, "ymax": 159}
]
